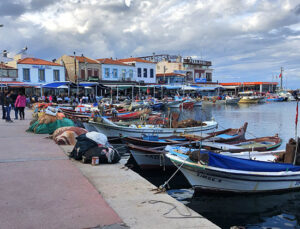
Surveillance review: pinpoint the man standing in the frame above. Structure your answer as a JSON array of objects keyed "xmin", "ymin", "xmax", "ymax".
[
  {"xmin": 4, "ymin": 91, "xmax": 13, "ymax": 122},
  {"xmin": 11, "ymin": 91, "xmax": 18, "ymax": 120}
]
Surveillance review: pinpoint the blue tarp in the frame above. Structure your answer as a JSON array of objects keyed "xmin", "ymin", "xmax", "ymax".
[
  {"xmin": 190, "ymin": 86, "xmax": 223, "ymax": 91},
  {"xmin": 168, "ymin": 147, "xmax": 300, "ymax": 172},
  {"xmin": 207, "ymin": 151, "xmax": 300, "ymax": 172}
]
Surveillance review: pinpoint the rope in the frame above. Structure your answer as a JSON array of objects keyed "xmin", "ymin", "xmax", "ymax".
[
  {"xmin": 159, "ymin": 156, "xmax": 188, "ymax": 191},
  {"xmin": 141, "ymin": 200, "xmax": 204, "ymax": 219}
]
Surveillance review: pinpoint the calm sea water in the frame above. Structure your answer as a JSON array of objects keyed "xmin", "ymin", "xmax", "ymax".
[{"xmin": 130, "ymin": 101, "xmax": 300, "ymax": 229}]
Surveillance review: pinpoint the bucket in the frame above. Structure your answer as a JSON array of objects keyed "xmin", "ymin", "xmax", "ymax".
[{"xmin": 91, "ymin": 156, "xmax": 99, "ymax": 166}]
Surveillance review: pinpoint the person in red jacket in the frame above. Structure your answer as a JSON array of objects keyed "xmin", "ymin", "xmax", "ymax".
[{"xmin": 15, "ymin": 92, "xmax": 27, "ymax": 120}]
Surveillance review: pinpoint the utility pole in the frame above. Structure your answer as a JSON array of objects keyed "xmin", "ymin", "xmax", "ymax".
[
  {"xmin": 280, "ymin": 67, "xmax": 284, "ymax": 90},
  {"xmin": 74, "ymin": 52, "xmax": 79, "ymax": 95}
]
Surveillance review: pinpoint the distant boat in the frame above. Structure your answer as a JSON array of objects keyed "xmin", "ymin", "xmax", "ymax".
[{"xmin": 238, "ymin": 91, "xmax": 260, "ymax": 104}]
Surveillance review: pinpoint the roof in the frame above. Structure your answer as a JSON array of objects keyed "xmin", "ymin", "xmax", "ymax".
[
  {"xmin": 156, "ymin": 73, "xmax": 185, "ymax": 77},
  {"xmin": 18, "ymin": 57, "xmax": 62, "ymax": 66},
  {"xmin": 220, "ymin": 82, "xmax": 278, "ymax": 86},
  {"xmin": 0, "ymin": 63, "xmax": 16, "ymax": 69},
  {"xmin": 118, "ymin": 57, "xmax": 154, "ymax": 64},
  {"xmin": 96, "ymin": 58, "xmax": 130, "ymax": 66},
  {"xmin": 70, "ymin": 56, "xmax": 99, "ymax": 64}
]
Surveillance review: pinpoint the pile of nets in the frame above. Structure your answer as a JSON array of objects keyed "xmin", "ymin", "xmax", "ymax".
[{"xmin": 27, "ymin": 112, "xmax": 74, "ymax": 134}]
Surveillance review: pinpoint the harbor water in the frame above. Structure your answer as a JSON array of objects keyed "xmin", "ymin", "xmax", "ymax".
[{"xmin": 130, "ymin": 101, "xmax": 300, "ymax": 228}]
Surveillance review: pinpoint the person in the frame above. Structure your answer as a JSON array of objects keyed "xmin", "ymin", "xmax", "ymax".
[
  {"xmin": 4, "ymin": 91, "xmax": 13, "ymax": 122},
  {"xmin": 11, "ymin": 91, "xmax": 18, "ymax": 120},
  {"xmin": 15, "ymin": 92, "xmax": 26, "ymax": 120},
  {"xmin": 49, "ymin": 95, "xmax": 53, "ymax": 103},
  {"xmin": 1, "ymin": 91, "xmax": 6, "ymax": 119}
]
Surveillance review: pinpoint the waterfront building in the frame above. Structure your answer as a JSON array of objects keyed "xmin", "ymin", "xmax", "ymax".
[
  {"xmin": 96, "ymin": 58, "xmax": 135, "ymax": 82},
  {"xmin": 0, "ymin": 63, "xmax": 18, "ymax": 82},
  {"xmin": 16, "ymin": 57, "xmax": 65, "ymax": 85},
  {"xmin": 118, "ymin": 58, "xmax": 156, "ymax": 84},
  {"xmin": 141, "ymin": 54, "xmax": 213, "ymax": 84},
  {"xmin": 156, "ymin": 73, "xmax": 185, "ymax": 85},
  {"xmin": 56, "ymin": 55, "xmax": 101, "ymax": 83},
  {"xmin": 220, "ymin": 82, "xmax": 278, "ymax": 93}
]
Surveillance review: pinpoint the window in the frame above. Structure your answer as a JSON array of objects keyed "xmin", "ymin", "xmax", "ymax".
[
  {"xmin": 94, "ymin": 69, "xmax": 99, "ymax": 77},
  {"xmin": 38, "ymin": 69, "xmax": 45, "ymax": 82},
  {"xmin": 105, "ymin": 68, "xmax": 110, "ymax": 78},
  {"xmin": 143, "ymin": 68, "xmax": 147, "ymax": 78},
  {"xmin": 53, "ymin": 70, "xmax": 60, "ymax": 81},
  {"xmin": 23, "ymin": 68, "xmax": 30, "ymax": 82},
  {"xmin": 113, "ymin": 69, "xmax": 118, "ymax": 78},
  {"xmin": 88, "ymin": 69, "xmax": 92, "ymax": 77},
  {"xmin": 81, "ymin": 69, "xmax": 85, "ymax": 79},
  {"xmin": 129, "ymin": 69, "xmax": 133, "ymax": 78},
  {"xmin": 137, "ymin": 68, "xmax": 141, "ymax": 77},
  {"xmin": 150, "ymin": 69, "xmax": 154, "ymax": 78},
  {"xmin": 122, "ymin": 69, "xmax": 126, "ymax": 78}
]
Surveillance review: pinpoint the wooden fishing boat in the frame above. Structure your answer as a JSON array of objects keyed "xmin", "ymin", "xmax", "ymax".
[
  {"xmin": 83, "ymin": 117, "xmax": 218, "ymax": 138},
  {"xmin": 238, "ymin": 91, "xmax": 260, "ymax": 104},
  {"xmin": 123, "ymin": 122, "xmax": 248, "ymax": 147},
  {"xmin": 166, "ymin": 148, "xmax": 300, "ymax": 193},
  {"xmin": 225, "ymin": 135, "xmax": 282, "ymax": 152},
  {"xmin": 109, "ymin": 109, "xmax": 151, "ymax": 121}
]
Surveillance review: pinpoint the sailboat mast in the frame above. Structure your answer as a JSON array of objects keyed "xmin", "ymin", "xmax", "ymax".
[{"xmin": 280, "ymin": 67, "xmax": 283, "ymax": 90}]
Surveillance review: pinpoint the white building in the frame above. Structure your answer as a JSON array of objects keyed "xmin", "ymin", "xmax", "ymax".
[
  {"xmin": 97, "ymin": 58, "xmax": 135, "ymax": 82},
  {"xmin": 118, "ymin": 58, "xmax": 156, "ymax": 84},
  {"xmin": 17, "ymin": 57, "xmax": 65, "ymax": 84}
]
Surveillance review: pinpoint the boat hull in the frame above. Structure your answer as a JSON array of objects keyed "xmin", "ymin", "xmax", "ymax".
[
  {"xmin": 130, "ymin": 148, "xmax": 173, "ymax": 170},
  {"xmin": 168, "ymin": 154, "xmax": 300, "ymax": 193}
]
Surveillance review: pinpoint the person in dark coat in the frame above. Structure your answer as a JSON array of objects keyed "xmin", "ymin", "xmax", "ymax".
[
  {"xmin": 11, "ymin": 91, "xmax": 18, "ymax": 119},
  {"xmin": 4, "ymin": 91, "xmax": 14, "ymax": 122}
]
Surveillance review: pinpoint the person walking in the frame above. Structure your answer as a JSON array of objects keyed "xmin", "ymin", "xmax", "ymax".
[
  {"xmin": 4, "ymin": 91, "xmax": 13, "ymax": 122},
  {"xmin": 15, "ymin": 92, "xmax": 27, "ymax": 120}
]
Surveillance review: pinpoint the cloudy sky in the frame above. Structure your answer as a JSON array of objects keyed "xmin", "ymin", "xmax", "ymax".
[{"xmin": 1, "ymin": 0, "xmax": 300, "ymax": 88}]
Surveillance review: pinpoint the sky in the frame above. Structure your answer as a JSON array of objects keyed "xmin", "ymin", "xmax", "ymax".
[{"xmin": 1, "ymin": 0, "xmax": 300, "ymax": 89}]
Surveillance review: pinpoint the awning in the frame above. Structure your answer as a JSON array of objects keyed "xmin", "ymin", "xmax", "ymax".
[
  {"xmin": 42, "ymin": 82, "xmax": 70, "ymax": 88},
  {"xmin": 191, "ymin": 86, "xmax": 224, "ymax": 91},
  {"xmin": 79, "ymin": 82, "xmax": 98, "ymax": 87},
  {"xmin": 163, "ymin": 85, "xmax": 182, "ymax": 90}
]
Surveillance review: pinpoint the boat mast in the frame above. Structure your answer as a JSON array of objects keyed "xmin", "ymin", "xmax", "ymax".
[{"xmin": 280, "ymin": 67, "xmax": 284, "ymax": 90}]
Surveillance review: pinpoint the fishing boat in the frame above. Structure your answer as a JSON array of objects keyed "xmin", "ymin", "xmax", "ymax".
[
  {"xmin": 225, "ymin": 96, "xmax": 240, "ymax": 104},
  {"xmin": 238, "ymin": 91, "xmax": 260, "ymax": 104},
  {"xmin": 266, "ymin": 96, "xmax": 285, "ymax": 102},
  {"xmin": 127, "ymin": 136, "xmax": 281, "ymax": 170},
  {"xmin": 83, "ymin": 117, "xmax": 218, "ymax": 138},
  {"xmin": 193, "ymin": 100, "xmax": 202, "ymax": 106},
  {"xmin": 123, "ymin": 122, "xmax": 248, "ymax": 147},
  {"xmin": 166, "ymin": 147, "xmax": 300, "ymax": 193}
]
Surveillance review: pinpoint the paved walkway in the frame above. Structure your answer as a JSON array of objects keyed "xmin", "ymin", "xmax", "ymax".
[{"xmin": 0, "ymin": 109, "xmax": 123, "ymax": 229}]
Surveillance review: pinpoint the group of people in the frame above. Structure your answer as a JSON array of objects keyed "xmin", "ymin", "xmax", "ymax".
[{"xmin": 1, "ymin": 90, "xmax": 27, "ymax": 122}]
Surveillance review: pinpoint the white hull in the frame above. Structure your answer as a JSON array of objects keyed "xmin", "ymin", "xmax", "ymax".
[
  {"xmin": 166, "ymin": 100, "xmax": 183, "ymax": 108},
  {"xmin": 225, "ymin": 98, "xmax": 240, "ymax": 104},
  {"xmin": 167, "ymin": 154, "xmax": 300, "ymax": 193},
  {"xmin": 84, "ymin": 120, "xmax": 218, "ymax": 138},
  {"xmin": 193, "ymin": 101, "xmax": 202, "ymax": 106},
  {"xmin": 130, "ymin": 149, "xmax": 173, "ymax": 170}
]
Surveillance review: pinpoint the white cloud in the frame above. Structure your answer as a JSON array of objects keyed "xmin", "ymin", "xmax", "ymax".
[{"xmin": 1, "ymin": 0, "xmax": 300, "ymax": 88}]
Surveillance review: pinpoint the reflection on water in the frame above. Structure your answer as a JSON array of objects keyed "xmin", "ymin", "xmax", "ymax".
[
  {"xmin": 159, "ymin": 102, "xmax": 300, "ymax": 228},
  {"xmin": 168, "ymin": 189, "xmax": 300, "ymax": 228}
]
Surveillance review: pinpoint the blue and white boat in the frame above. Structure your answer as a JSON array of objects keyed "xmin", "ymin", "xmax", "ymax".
[{"xmin": 166, "ymin": 150, "xmax": 300, "ymax": 193}]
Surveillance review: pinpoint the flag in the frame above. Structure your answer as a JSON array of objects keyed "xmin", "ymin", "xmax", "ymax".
[
  {"xmin": 296, "ymin": 101, "xmax": 299, "ymax": 126},
  {"xmin": 279, "ymin": 73, "xmax": 282, "ymax": 78}
]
